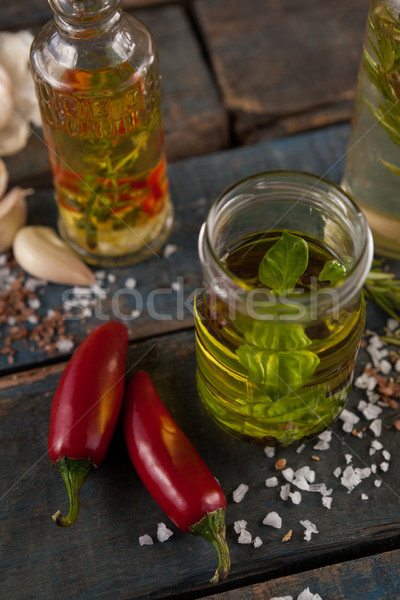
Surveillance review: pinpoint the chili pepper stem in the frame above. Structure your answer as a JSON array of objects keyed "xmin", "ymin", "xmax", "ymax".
[
  {"xmin": 190, "ymin": 508, "xmax": 230, "ymax": 583},
  {"xmin": 52, "ymin": 457, "xmax": 94, "ymax": 527}
]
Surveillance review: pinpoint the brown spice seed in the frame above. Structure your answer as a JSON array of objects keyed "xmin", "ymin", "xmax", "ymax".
[
  {"xmin": 282, "ymin": 529, "xmax": 292, "ymax": 543},
  {"xmin": 311, "ymin": 455, "xmax": 320, "ymax": 461},
  {"xmin": 275, "ymin": 458, "xmax": 287, "ymax": 471},
  {"xmin": 394, "ymin": 420, "xmax": 400, "ymax": 431}
]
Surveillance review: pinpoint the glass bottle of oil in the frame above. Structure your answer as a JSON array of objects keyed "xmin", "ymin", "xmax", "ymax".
[
  {"xmin": 30, "ymin": 0, "xmax": 173, "ymax": 266},
  {"xmin": 195, "ymin": 172, "xmax": 373, "ymax": 447},
  {"xmin": 342, "ymin": 0, "xmax": 400, "ymax": 259}
]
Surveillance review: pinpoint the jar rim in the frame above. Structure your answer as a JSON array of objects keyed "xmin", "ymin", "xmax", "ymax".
[{"xmin": 200, "ymin": 170, "xmax": 374, "ymax": 316}]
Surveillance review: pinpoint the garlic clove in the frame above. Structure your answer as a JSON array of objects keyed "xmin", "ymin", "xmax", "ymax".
[
  {"xmin": 0, "ymin": 63, "xmax": 13, "ymax": 130},
  {"xmin": 13, "ymin": 226, "xmax": 96, "ymax": 286},
  {"xmin": 0, "ymin": 158, "xmax": 8, "ymax": 198},
  {"xmin": 0, "ymin": 186, "xmax": 30, "ymax": 252}
]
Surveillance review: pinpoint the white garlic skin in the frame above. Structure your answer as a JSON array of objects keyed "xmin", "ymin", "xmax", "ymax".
[
  {"xmin": 13, "ymin": 226, "xmax": 96, "ymax": 286},
  {"xmin": 0, "ymin": 186, "xmax": 29, "ymax": 252}
]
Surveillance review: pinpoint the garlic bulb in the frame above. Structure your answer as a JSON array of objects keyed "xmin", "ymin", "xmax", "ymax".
[
  {"xmin": 0, "ymin": 30, "xmax": 42, "ymax": 156},
  {"xmin": 0, "ymin": 157, "xmax": 8, "ymax": 198},
  {"xmin": 13, "ymin": 226, "xmax": 96, "ymax": 286}
]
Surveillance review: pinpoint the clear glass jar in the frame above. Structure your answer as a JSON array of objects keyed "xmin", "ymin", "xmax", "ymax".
[
  {"xmin": 30, "ymin": 0, "xmax": 173, "ymax": 266},
  {"xmin": 342, "ymin": 0, "xmax": 400, "ymax": 258},
  {"xmin": 195, "ymin": 171, "xmax": 373, "ymax": 447}
]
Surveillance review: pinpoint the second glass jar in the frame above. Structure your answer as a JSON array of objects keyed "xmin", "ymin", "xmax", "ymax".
[{"xmin": 195, "ymin": 171, "xmax": 373, "ymax": 447}]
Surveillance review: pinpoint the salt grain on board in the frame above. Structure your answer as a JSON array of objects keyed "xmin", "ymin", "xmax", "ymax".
[
  {"xmin": 269, "ymin": 596, "xmax": 293, "ymax": 600},
  {"xmin": 300, "ymin": 520, "xmax": 319, "ymax": 541},
  {"xmin": 280, "ymin": 483, "xmax": 291, "ymax": 501},
  {"xmin": 238, "ymin": 529, "xmax": 252, "ymax": 544},
  {"xmin": 289, "ymin": 491, "xmax": 302, "ymax": 505},
  {"xmin": 232, "ymin": 483, "xmax": 249, "ymax": 503},
  {"xmin": 138, "ymin": 534, "xmax": 154, "ymax": 546},
  {"xmin": 369, "ymin": 419, "xmax": 382, "ymax": 437},
  {"xmin": 361, "ymin": 493, "xmax": 369, "ymax": 500},
  {"xmin": 298, "ymin": 589, "xmax": 323, "ymax": 600},
  {"xmin": 265, "ymin": 476, "xmax": 279, "ymax": 487},
  {"xmin": 264, "ymin": 447, "xmax": 276, "ymax": 458},
  {"xmin": 253, "ymin": 536, "xmax": 263, "ymax": 548},
  {"xmin": 233, "ymin": 520, "xmax": 247, "ymax": 534},
  {"xmin": 263, "ymin": 511, "xmax": 282, "ymax": 529},
  {"xmin": 157, "ymin": 522, "xmax": 174, "ymax": 542},
  {"xmin": 163, "ymin": 243, "xmax": 178, "ymax": 259}
]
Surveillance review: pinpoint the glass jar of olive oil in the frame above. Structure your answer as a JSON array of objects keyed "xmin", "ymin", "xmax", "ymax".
[
  {"xmin": 30, "ymin": 0, "xmax": 172, "ymax": 266},
  {"xmin": 195, "ymin": 171, "xmax": 373, "ymax": 447}
]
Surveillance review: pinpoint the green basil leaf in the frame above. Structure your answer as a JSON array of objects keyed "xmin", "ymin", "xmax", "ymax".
[
  {"xmin": 318, "ymin": 259, "xmax": 346, "ymax": 285},
  {"xmin": 236, "ymin": 345, "xmax": 320, "ymax": 400},
  {"xmin": 258, "ymin": 230, "xmax": 309, "ymax": 294},
  {"xmin": 244, "ymin": 321, "xmax": 312, "ymax": 350}
]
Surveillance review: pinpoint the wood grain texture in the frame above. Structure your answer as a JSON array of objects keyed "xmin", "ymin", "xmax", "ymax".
[
  {"xmin": 0, "ymin": 124, "xmax": 350, "ymax": 374},
  {"xmin": 194, "ymin": 0, "xmax": 367, "ymax": 141},
  {"xmin": 200, "ymin": 550, "xmax": 400, "ymax": 600},
  {"xmin": 0, "ymin": 329, "xmax": 399, "ymax": 600}
]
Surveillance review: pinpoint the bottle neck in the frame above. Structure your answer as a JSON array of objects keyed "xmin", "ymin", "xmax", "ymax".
[{"xmin": 49, "ymin": 0, "xmax": 121, "ymax": 38}]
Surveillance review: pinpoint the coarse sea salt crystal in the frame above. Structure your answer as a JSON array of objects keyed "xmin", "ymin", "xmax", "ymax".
[
  {"xmin": 354, "ymin": 372, "xmax": 376, "ymax": 390},
  {"xmin": 282, "ymin": 468, "xmax": 295, "ymax": 482},
  {"xmin": 366, "ymin": 390, "xmax": 380, "ymax": 403},
  {"xmin": 338, "ymin": 409, "xmax": 360, "ymax": 433},
  {"xmin": 355, "ymin": 467, "xmax": 371, "ymax": 480},
  {"xmin": 163, "ymin": 243, "xmax": 179, "ymax": 259},
  {"xmin": 313, "ymin": 440, "xmax": 330, "ymax": 451},
  {"xmin": 300, "ymin": 519, "xmax": 319, "ymax": 541},
  {"xmin": 361, "ymin": 493, "xmax": 369, "ymax": 500},
  {"xmin": 56, "ymin": 338, "xmax": 74, "ymax": 353},
  {"xmin": 360, "ymin": 402, "xmax": 383, "ymax": 421},
  {"xmin": 322, "ymin": 496, "xmax": 332, "ymax": 509},
  {"xmin": 270, "ymin": 596, "xmax": 293, "ymax": 600},
  {"xmin": 171, "ymin": 280, "xmax": 182, "ymax": 292},
  {"xmin": 369, "ymin": 419, "xmax": 382, "ymax": 437},
  {"xmin": 28, "ymin": 297, "xmax": 41, "ymax": 309},
  {"xmin": 280, "ymin": 483, "xmax": 291, "ymax": 501},
  {"xmin": 333, "ymin": 466, "xmax": 342, "ymax": 478},
  {"xmin": 380, "ymin": 359, "xmax": 392, "ymax": 375},
  {"xmin": 374, "ymin": 479, "xmax": 382, "ymax": 488},
  {"xmin": 157, "ymin": 522, "xmax": 174, "ymax": 542},
  {"xmin": 139, "ymin": 534, "xmax": 154, "ymax": 546},
  {"xmin": 233, "ymin": 520, "xmax": 247, "ymax": 533},
  {"xmin": 289, "ymin": 491, "xmax": 302, "ymax": 505},
  {"xmin": 253, "ymin": 536, "xmax": 263, "ymax": 548},
  {"xmin": 107, "ymin": 273, "xmax": 116, "ymax": 283},
  {"xmin": 263, "ymin": 511, "xmax": 282, "ymax": 529},
  {"xmin": 380, "ymin": 462, "xmax": 389, "ymax": 472},
  {"xmin": 238, "ymin": 529, "xmax": 252, "ymax": 544},
  {"xmin": 387, "ymin": 318, "xmax": 399, "ymax": 331},
  {"xmin": 266, "ymin": 476, "xmax": 279, "ymax": 487},
  {"xmin": 318, "ymin": 430, "xmax": 332, "ymax": 442},
  {"xmin": 296, "ymin": 444, "xmax": 306, "ymax": 454},
  {"xmin": 232, "ymin": 483, "xmax": 249, "ymax": 503},
  {"xmin": 124, "ymin": 277, "xmax": 136, "ymax": 289},
  {"xmin": 345, "ymin": 454, "xmax": 353, "ymax": 464},
  {"xmin": 369, "ymin": 440, "xmax": 383, "ymax": 456},
  {"xmin": 340, "ymin": 466, "xmax": 362, "ymax": 492},
  {"xmin": 264, "ymin": 447, "xmax": 276, "ymax": 458},
  {"xmin": 298, "ymin": 589, "xmax": 323, "ymax": 600},
  {"xmin": 382, "ymin": 450, "xmax": 391, "ymax": 461},
  {"xmin": 371, "ymin": 464, "xmax": 377, "ymax": 473}
]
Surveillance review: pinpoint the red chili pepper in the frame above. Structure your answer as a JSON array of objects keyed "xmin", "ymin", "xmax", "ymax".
[
  {"xmin": 123, "ymin": 370, "xmax": 230, "ymax": 583},
  {"xmin": 48, "ymin": 322, "xmax": 129, "ymax": 527}
]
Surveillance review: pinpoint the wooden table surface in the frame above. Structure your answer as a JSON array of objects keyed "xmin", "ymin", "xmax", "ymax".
[{"xmin": 1, "ymin": 1, "xmax": 400, "ymax": 600}]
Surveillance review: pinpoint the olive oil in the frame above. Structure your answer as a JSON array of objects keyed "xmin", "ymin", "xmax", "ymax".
[{"xmin": 195, "ymin": 231, "xmax": 365, "ymax": 446}]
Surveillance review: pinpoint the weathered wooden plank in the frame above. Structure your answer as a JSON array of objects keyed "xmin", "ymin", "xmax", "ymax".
[
  {"xmin": 0, "ymin": 124, "xmax": 351, "ymax": 374},
  {"xmin": 0, "ymin": 328, "xmax": 399, "ymax": 599},
  {"xmin": 135, "ymin": 5, "xmax": 228, "ymax": 161},
  {"xmin": 199, "ymin": 550, "xmax": 400, "ymax": 600},
  {"xmin": 194, "ymin": 0, "xmax": 367, "ymax": 142},
  {"xmin": 0, "ymin": 0, "xmax": 183, "ymax": 30},
  {"xmin": 2, "ymin": 4, "xmax": 228, "ymax": 186}
]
